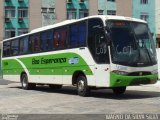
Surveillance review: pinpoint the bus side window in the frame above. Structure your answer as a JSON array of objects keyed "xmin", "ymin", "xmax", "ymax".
[
  {"xmin": 60, "ymin": 28, "xmax": 67, "ymax": 49},
  {"xmin": 69, "ymin": 24, "xmax": 78, "ymax": 48},
  {"xmin": 41, "ymin": 30, "xmax": 53, "ymax": 51},
  {"xmin": 41, "ymin": 31, "xmax": 47, "ymax": 51},
  {"xmin": 20, "ymin": 36, "xmax": 29, "ymax": 54},
  {"xmin": 53, "ymin": 30, "xmax": 60, "ymax": 49},
  {"xmin": 30, "ymin": 33, "xmax": 40, "ymax": 53},
  {"xmin": 47, "ymin": 30, "xmax": 53, "ymax": 51},
  {"xmin": 79, "ymin": 22, "xmax": 86, "ymax": 47},
  {"xmin": 3, "ymin": 41, "xmax": 11, "ymax": 57},
  {"xmin": 53, "ymin": 27, "xmax": 67, "ymax": 49},
  {"xmin": 11, "ymin": 39, "xmax": 19, "ymax": 56},
  {"xmin": 69, "ymin": 22, "xmax": 86, "ymax": 48},
  {"xmin": 28, "ymin": 36, "xmax": 32, "ymax": 53}
]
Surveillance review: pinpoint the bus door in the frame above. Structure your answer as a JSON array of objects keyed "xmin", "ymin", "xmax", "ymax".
[
  {"xmin": 94, "ymin": 33, "xmax": 110, "ymax": 87},
  {"xmin": 88, "ymin": 18, "xmax": 110, "ymax": 87}
]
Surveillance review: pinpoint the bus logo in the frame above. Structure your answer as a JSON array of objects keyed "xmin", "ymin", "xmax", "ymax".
[{"xmin": 69, "ymin": 57, "xmax": 79, "ymax": 64}]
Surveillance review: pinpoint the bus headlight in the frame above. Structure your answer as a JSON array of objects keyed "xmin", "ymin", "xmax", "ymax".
[{"xmin": 112, "ymin": 70, "xmax": 129, "ymax": 75}]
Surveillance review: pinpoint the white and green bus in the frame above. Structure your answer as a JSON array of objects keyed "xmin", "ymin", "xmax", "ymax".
[{"xmin": 2, "ymin": 15, "xmax": 158, "ymax": 96}]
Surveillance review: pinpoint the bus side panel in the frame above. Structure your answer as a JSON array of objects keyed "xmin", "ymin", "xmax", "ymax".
[
  {"xmin": 3, "ymin": 75, "xmax": 20, "ymax": 82},
  {"xmin": 28, "ymin": 75, "xmax": 62, "ymax": 84},
  {"xmin": 2, "ymin": 48, "xmax": 96, "ymax": 86},
  {"xmin": 2, "ymin": 59, "xmax": 24, "ymax": 82},
  {"xmin": 74, "ymin": 48, "xmax": 96, "ymax": 86}
]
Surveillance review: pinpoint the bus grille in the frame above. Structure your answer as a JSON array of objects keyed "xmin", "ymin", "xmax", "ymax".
[
  {"xmin": 128, "ymin": 72, "xmax": 152, "ymax": 76},
  {"xmin": 130, "ymin": 78, "xmax": 151, "ymax": 85}
]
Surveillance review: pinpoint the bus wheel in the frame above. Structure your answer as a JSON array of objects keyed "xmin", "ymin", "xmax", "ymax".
[
  {"xmin": 49, "ymin": 84, "xmax": 62, "ymax": 89},
  {"xmin": 77, "ymin": 75, "xmax": 90, "ymax": 97},
  {"xmin": 21, "ymin": 74, "xmax": 36, "ymax": 90},
  {"xmin": 112, "ymin": 87, "xmax": 126, "ymax": 95}
]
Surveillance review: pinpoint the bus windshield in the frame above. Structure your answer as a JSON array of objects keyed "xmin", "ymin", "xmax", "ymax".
[{"xmin": 106, "ymin": 20, "xmax": 157, "ymax": 67}]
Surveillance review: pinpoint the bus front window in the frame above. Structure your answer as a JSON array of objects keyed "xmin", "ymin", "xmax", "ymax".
[{"xmin": 106, "ymin": 20, "xmax": 157, "ymax": 67}]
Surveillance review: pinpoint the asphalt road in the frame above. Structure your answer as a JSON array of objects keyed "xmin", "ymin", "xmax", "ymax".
[
  {"xmin": 0, "ymin": 78, "xmax": 15, "ymax": 85},
  {"xmin": 0, "ymin": 78, "xmax": 160, "ymax": 115}
]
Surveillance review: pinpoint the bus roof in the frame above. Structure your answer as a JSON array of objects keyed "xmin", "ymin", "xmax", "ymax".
[{"xmin": 3, "ymin": 15, "xmax": 146, "ymax": 42}]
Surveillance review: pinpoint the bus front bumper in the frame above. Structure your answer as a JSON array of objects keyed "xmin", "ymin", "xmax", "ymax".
[{"xmin": 110, "ymin": 72, "xmax": 158, "ymax": 87}]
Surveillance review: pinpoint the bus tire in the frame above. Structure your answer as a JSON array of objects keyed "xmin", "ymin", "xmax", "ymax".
[
  {"xmin": 21, "ymin": 74, "xmax": 36, "ymax": 90},
  {"xmin": 49, "ymin": 84, "xmax": 62, "ymax": 89},
  {"xmin": 77, "ymin": 75, "xmax": 90, "ymax": 97},
  {"xmin": 112, "ymin": 87, "xmax": 126, "ymax": 95}
]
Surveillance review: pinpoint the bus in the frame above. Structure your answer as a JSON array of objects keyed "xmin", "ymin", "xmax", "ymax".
[{"xmin": 1, "ymin": 15, "xmax": 158, "ymax": 96}]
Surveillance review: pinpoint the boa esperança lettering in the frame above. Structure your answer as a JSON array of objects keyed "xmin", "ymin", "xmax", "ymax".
[{"xmin": 32, "ymin": 57, "xmax": 67, "ymax": 65}]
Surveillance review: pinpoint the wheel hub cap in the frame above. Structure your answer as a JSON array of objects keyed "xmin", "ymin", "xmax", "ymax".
[
  {"xmin": 22, "ymin": 77, "xmax": 27, "ymax": 87},
  {"xmin": 78, "ymin": 80, "xmax": 84, "ymax": 92}
]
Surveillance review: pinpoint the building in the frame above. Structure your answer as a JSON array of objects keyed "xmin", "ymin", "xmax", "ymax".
[
  {"xmin": 0, "ymin": 0, "xmax": 98, "ymax": 44},
  {"xmin": 1, "ymin": 0, "xmax": 160, "ymax": 47},
  {"xmin": 0, "ymin": 0, "xmax": 4, "ymax": 44},
  {"xmin": 4, "ymin": 0, "xmax": 29, "ymax": 39},
  {"xmin": 29, "ymin": 0, "xmax": 41, "ymax": 31},
  {"xmin": 116, "ymin": 0, "xmax": 160, "ymax": 47},
  {"xmin": 29, "ymin": 0, "xmax": 99, "ymax": 29},
  {"xmin": 29, "ymin": 0, "xmax": 56, "ymax": 31},
  {"xmin": 155, "ymin": 0, "xmax": 160, "ymax": 47},
  {"xmin": 98, "ymin": 0, "xmax": 116, "ymax": 15},
  {"xmin": 29, "ymin": 0, "xmax": 97, "ymax": 29},
  {"xmin": 116, "ymin": 0, "xmax": 132, "ymax": 17},
  {"xmin": 66, "ymin": 0, "xmax": 89, "ymax": 19},
  {"xmin": 41, "ymin": 0, "xmax": 56, "ymax": 26},
  {"xmin": 132, "ymin": 0, "xmax": 160, "ymax": 45},
  {"xmin": 132, "ymin": 0, "xmax": 155, "ymax": 36}
]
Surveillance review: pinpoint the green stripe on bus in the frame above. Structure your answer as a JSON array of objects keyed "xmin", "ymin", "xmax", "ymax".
[
  {"xmin": 2, "ymin": 52, "xmax": 93, "ymax": 75},
  {"xmin": 2, "ymin": 59, "xmax": 24, "ymax": 75}
]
